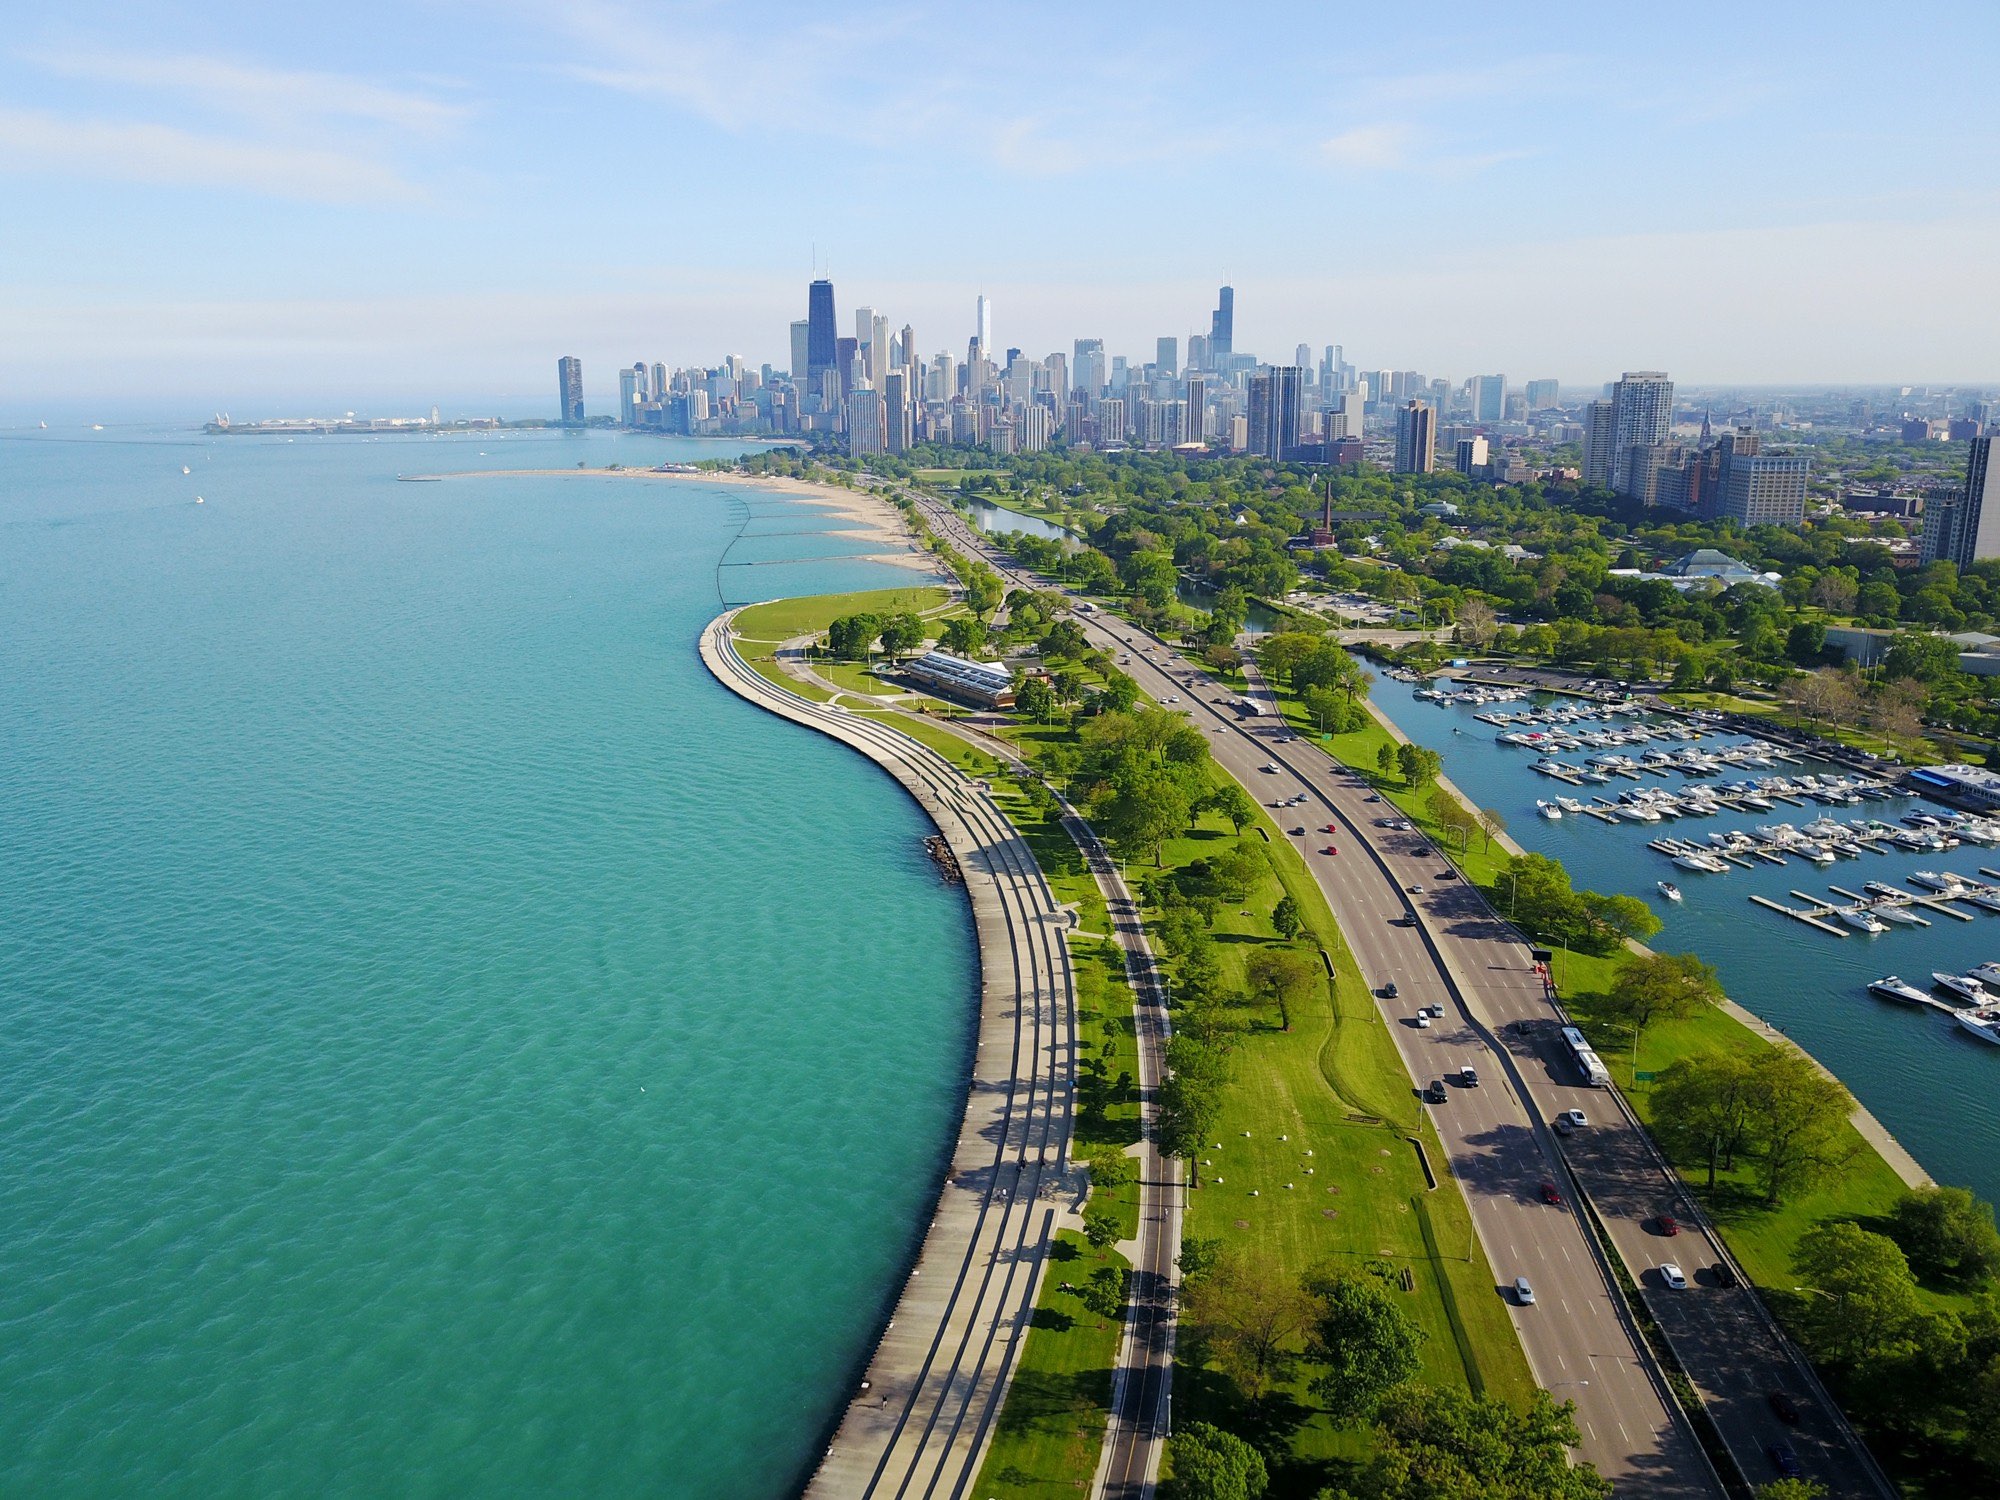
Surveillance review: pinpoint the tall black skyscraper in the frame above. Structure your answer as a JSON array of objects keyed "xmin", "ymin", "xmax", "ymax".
[
  {"xmin": 1210, "ymin": 285, "xmax": 1234, "ymax": 359},
  {"xmin": 557, "ymin": 356, "xmax": 584, "ymax": 424},
  {"xmin": 806, "ymin": 279, "xmax": 838, "ymax": 398}
]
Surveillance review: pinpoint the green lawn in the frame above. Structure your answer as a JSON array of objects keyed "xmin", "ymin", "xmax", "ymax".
[{"xmin": 733, "ymin": 585, "xmax": 952, "ymax": 643}]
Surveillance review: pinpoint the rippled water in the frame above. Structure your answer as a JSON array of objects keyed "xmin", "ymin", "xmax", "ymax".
[
  {"xmin": 1369, "ymin": 668, "xmax": 2000, "ymax": 1203},
  {"xmin": 0, "ymin": 426, "xmax": 973, "ymax": 1497}
]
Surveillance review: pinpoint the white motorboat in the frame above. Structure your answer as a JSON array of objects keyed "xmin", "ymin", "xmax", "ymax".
[
  {"xmin": 1911, "ymin": 871, "xmax": 1963, "ymax": 892},
  {"xmin": 1869, "ymin": 975, "xmax": 1931, "ymax": 1004},
  {"xmin": 1934, "ymin": 972, "xmax": 1991, "ymax": 1005},
  {"xmin": 1876, "ymin": 904, "xmax": 1926, "ymax": 926},
  {"xmin": 1865, "ymin": 880, "xmax": 1907, "ymax": 899},
  {"xmin": 1965, "ymin": 891, "xmax": 2000, "ymax": 914},
  {"xmin": 1673, "ymin": 853, "xmax": 1727, "ymax": 872},
  {"xmin": 1657, "ymin": 881, "xmax": 1682, "ymax": 902},
  {"xmin": 1840, "ymin": 908, "xmax": 1889, "ymax": 934},
  {"xmin": 1537, "ymin": 800, "xmax": 1563, "ymax": 820},
  {"xmin": 1957, "ymin": 1009, "xmax": 2000, "ymax": 1045},
  {"xmin": 1970, "ymin": 963, "xmax": 2000, "ymax": 988}
]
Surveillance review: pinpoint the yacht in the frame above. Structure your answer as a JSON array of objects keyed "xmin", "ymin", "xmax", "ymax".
[
  {"xmin": 1970, "ymin": 963, "xmax": 2000, "ymax": 989},
  {"xmin": 1965, "ymin": 891, "xmax": 2000, "ymax": 914},
  {"xmin": 1840, "ymin": 908, "xmax": 1889, "ymax": 934},
  {"xmin": 1673, "ymin": 852, "xmax": 1728, "ymax": 873},
  {"xmin": 1869, "ymin": 975, "xmax": 1931, "ymax": 1005},
  {"xmin": 1658, "ymin": 881, "xmax": 1683, "ymax": 902},
  {"xmin": 1876, "ymin": 904, "xmax": 1926, "ymax": 926},
  {"xmin": 1911, "ymin": 871, "xmax": 1964, "ymax": 892},
  {"xmin": 1934, "ymin": 972, "xmax": 1991, "ymax": 1005},
  {"xmin": 1537, "ymin": 800, "xmax": 1563, "ymax": 820},
  {"xmin": 1956, "ymin": 1009, "xmax": 2000, "ymax": 1045}
]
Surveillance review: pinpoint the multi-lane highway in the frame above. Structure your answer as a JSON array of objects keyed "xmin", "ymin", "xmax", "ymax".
[{"xmin": 902, "ymin": 487, "xmax": 1892, "ymax": 1497}]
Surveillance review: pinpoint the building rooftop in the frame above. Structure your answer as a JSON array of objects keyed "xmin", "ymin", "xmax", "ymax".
[{"xmin": 909, "ymin": 649, "xmax": 1012, "ymax": 694}]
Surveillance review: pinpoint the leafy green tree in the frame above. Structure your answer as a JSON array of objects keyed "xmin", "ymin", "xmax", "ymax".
[
  {"xmin": 1099, "ymin": 669, "xmax": 1142, "ymax": 713},
  {"xmin": 1650, "ymin": 1053, "xmax": 1757, "ymax": 1189},
  {"xmin": 1748, "ymin": 1050, "xmax": 1855, "ymax": 1206},
  {"xmin": 1791, "ymin": 1220, "xmax": 1931, "ymax": 1367},
  {"xmin": 827, "ymin": 612, "xmax": 881, "ymax": 660},
  {"xmin": 1357, "ymin": 1386, "xmax": 1609, "ymax": 1499},
  {"xmin": 1882, "ymin": 631, "xmax": 1962, "ymax": 684},
  {"xmin": 1182, "ymin": 1251, "xmax": 1317, "ymax": 1404},
  {"xmin": 1396, "ymin": 742, "xmax": 1442, "ymax": 790},
  {"xmin": 1088, "ymin": 1148, "xmax": 1137, "ymax": 1196},
  {"xmin": 965, "ymin": 566, "xmax": 1004, "ymax": 619},
  {"xmin": 1886, "ymin": 1186, "xmax": 2000, "ymax": 1286},
  {"xmin": 1272, "ymin": 894, "xmax": 1303, "ymax": 941},
  {"xmin": 1014, "ymin": 674, "xmax": 1056, "ymax": 723},
  {"xmin": 1206, "ymin": 782, "xmax": 1256, "ymax": 835},
  {"xmin": 1581, "ymin": 891, "xmax": 1663, "ymax": 948},
  {"xmin": 938, "ymin": 615, "xmax": 986, "ymax": 656},
  {"xmin": 1857, "ymin": 580, "xmax": 1901, "ymax": 621},
  {"xmin": 1082, "ymin": 1203, "xmax": 1121, "ymax": 1250},
  {"xmin": 1302, "ymin": 684, "xmax": 1362, "ymax": 734},
  {"xmin": 1167, "ymin": 1421, "xmax": 1268, "ymax": 1500},
  {"xmin": 1376, "ymin": 741, "xmax": 1400, "ymax": 779},
  {"xmin": 1785, "ymin": 619, "xmax": 1828, "ymax": 666},
  {"xmin": 1246, "ymin": 947, "xmax": 1319, "ymax": 1031},
  {"xmin": 1601, "ymin": 951, "xmax": 1719, "ymax": 1058},
  {"xmin": 1178, "ymin": 1236, "xmax": 1223, "ymax": 1283},
  {"xmin": 1301, "ymin": 1267, "xmax": 1426, "ymax": 1422},
  {"xmin": 1754, "ymin": 1480, "xmax": 1828, "ymax": 1500},
  {"xmin": 878, "ymin": 611, "xmax": 925, "ymax": 661},
  {"xmin": 1078, "ymin": 1264, "xmax": 1127, "ymax": 1321},
  {"xmin": 1098, "ymin": 770, "xmax": 1193, "ymax": 866}
]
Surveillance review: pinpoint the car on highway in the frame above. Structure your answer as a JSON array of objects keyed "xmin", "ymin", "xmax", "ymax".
[
  {"xmin": 1660, "ymin": 1262, "xmax": 1687, "ymax": 1289},
  {"xmin": 1406, "ymin": 883, "xmax": 1425, "ymax": 894},
  {"xmin": 1514, "ymin": 1277, "xmax": 1536, "ymax": 1305},
  {"xmin": 1261, "ymin": 763, "xmax": 1281, "ymax": 773},
  {"xmin": 1320, "ymin": 846, "xmax": 1338, "ymax": 856},
  {"xmin": 1539, "ymin": 1181, "xmax": 1563, "ymax": 1205},
  {"xmin": 1320, "ymin": 824, "xmax": 1337, "ymax": 833},
  {"xmin": 1426, "ymin": 1079, "xmax": 1448, "ymax": 1103},
  {"xmin": 1657, "ymin": 1214, "xmax": 1681, "ymax": 1237},
  {"xmin": 1382, "ymin": 981, "xmax": 1400, "ymax": 998},
  {"xmin": 1767, "ymin": 1443, "xmax": 1803, "ymax": 1479},
  {"xmin": 1714, "ymin": 1261, "xmax": 1739, "ymax": 1289},
  {"xmin": 1413, "ymin": 1013, "xmax": 1432, "ymax": 1029},
  {"xmin": 1558, "ymin": 1109, "xmax": 1588, "ymax": 1129},
  {"xmin": 1165, "ymin": 694, "xmax": 1180, "ymax": 703},
  {"xmin": 1289, "ymin": 826, "xmax": 1306, "ymax": 836},
  {"xmin": 1438, "ymin": 869, "xmax": 1457, "ymax": 880},
  {"xmin": 1423, "ymin": 1004, "xmax": 1444, "ymax": 1018},
  {"xmin": 1364, "ymin": 793, "xmax": 1381, "ymax": 802},
  {"xmin": 1458, "ymin": 1065, "xmax": 1479, "ymax": 1087},
  {"xmin": 1768, "ymin": 1390, "xmax": 1801, "ymax": 1424}
]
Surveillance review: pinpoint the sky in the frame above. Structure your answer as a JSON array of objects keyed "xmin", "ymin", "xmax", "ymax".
[{"xmin": 2, "ymin": 1, "xmax": 1997, "ymax": 415}]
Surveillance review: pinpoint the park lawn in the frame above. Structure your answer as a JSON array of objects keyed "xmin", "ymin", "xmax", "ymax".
[
  {"xmin": 732, "ymin": 585, "xmax": 953, "ymax": 643},
  {"xmin": 914, "ymin": 468, "xmax": 1007, "ymax": 484},
  {"xmin": 970, "ymin": 1231, "xmax": 1132, "ymax": 1500},
  {"xmin": 813, "ymin": 658, "xmax": 909, "ymax": 697}
]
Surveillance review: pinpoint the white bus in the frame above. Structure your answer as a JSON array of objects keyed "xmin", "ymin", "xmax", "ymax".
[{"xmin": 1560, "ymin": 1025, "xmax": 1613, "ymax": 1088}]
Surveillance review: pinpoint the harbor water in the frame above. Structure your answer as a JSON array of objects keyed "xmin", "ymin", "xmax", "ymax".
[
  {"xmin": 0, "ymin": 425, "xmax": 974, "ymax": 1498},
  {"xmin": 1366, "ymin": 667, "xmax": 2000, "ymax": 1206}
]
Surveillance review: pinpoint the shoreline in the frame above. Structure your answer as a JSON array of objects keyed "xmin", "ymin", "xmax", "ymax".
[{"xmin": 701, "ymin": 612, "xmax": 1074, "ymax": 1498}]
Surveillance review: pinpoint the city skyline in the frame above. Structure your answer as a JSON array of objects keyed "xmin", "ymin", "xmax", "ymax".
[{"xmin": 2, "ymin": 1, "xmax": 1999, "ymax": 410}]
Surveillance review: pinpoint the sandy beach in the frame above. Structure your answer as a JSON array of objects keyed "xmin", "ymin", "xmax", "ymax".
[{"xmin": 405, "ymin": 466, "xmax": 940, "ymax": 575}]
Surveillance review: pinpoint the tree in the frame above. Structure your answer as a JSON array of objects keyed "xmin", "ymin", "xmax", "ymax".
[
  {"xmin": 1882, "ymin": 631, "xmax": 1962, "ymax": 684},
  {"xmin": 1167, "ymin": 1422, "xmax": 1268, "ymax": 1500},
  {"xmin": 1082, "ymin": 1203, "xmax": 1121, "ymax": 1250},
  {"xmin": 1014, "ymin": 674, "xmax": 1056, "ymax": 723},
  {"xmin": 1791, "ymin": 1220, "xmax": 1930, "ymax": 1368},
  {"xmin": 1272, "ymin": 894, "xmax": 1303, "ymax": 942},
  {"xmin": 1810, "ymin": 572, "xmax": 1859, "ymax": 615},
  {"xmin": 878, "ymin": 611, "xmax": 925, "ymax": 661},
  {"xmin": 1857, "ymin": 580, "xmax": 1901, "ymax": 622},
  {"xmin": 965, "ymin": 566, "xmax": 1004, "ymax": 620},
  {"xmin": 1182, "ymin": 1251, "xmax": 1317, "ymax": 1404},
  {"xmin": 1755, "ymin": 1481, "xmax": 1828, "ymax": 1500},
  {"xmin": 1376, "ymin": 742, "xmax": 1400, "ymax": 779},
  {"xmin": 1396, "ymin": 742, "xmax": 1442, "ymax": 790},
  {"xmin": 1301, "ymin": 1267, "xmax": 1426, "ymax": 1422},
  {"xmin": 1246, "ymin": 947, "xmax": 1319, "ymax": 1031},
  {"xmin": 1302, "ymin": 684, "xmax": 1361, "ymax": 734},
  {"xmin": 1098, "ymin": 770, "xmax": 1192, "ymax": 866},
  {"xmin": 1887, "ymin": 1186, "xmax": 2000, "ymax": 1286},
  {"xmin": 1427, "ymin": 787, "xmax": 1477, "ymax": 851},
  {"xmin": 1178, "ymin": 1236, "xmax": 1223, "ymax": 1283},
  {"xmin": 1359, "ymin": 1386, "xmax": 1610, "ymax": 1500},
  {"xmin": 1780, "ymin": 666, "xmax": 1860, "ymax": 728},
  {"xmin": 1088, "ymin": 1148, "xmax": 1137, "ymax": 1196},
  {"xmin": 1206, "ymin": 782, "xmax": 1256, "ymax": 835},
  {"xmin": 1581, "ymin": 892, "xmax": 1662, "ymax": 949},
  {"xmin": 1476, "ymin": 807, "xmax": 1507, "ymax": 851},
  {"xmin": 1749, "ymin": 1050, "xmax": 1855, "ymax": 1206},
  {"xmin": 1078, "ymin": 1264, "xmax": 1128, "ymax": 1321},
  {"xmin": 1785, "ymin": 619, "xmax": 1828, "ymax": 667},
  {"xmin": 1650, "ymin": 1053, "xmax": 1757, "ymax": 1189},
  {"xmin": 827, "ymin": 612, "xmax": 881, "ymax": 660},
  {"xmin": 1456, "ymin": 597, "xmax": 1498, "ymax": 648},
  {"xmin": 1099, "ymin": 669, "xmax": 1142, "ymax": 714},
  {"xmin": 1601, "ymin": 950, "xmax": 1716, "ymax": 1058}
]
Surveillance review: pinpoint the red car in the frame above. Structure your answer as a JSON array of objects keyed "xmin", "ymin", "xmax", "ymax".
[
  {"xmin": 1320, "ymin": 846, "xmax": 1338, "ymax": 856},
  {"xmin": 1657, "ymin": 1214, "xmax": 1680, "ymax": 1237},
  {"xmin": 1320, "ymin": 824, "xmax": 1337, "ymax": 833},
  {"xmin": 1539, "ymin": 1182, "xmax": 1563, "ymax": 1205}
]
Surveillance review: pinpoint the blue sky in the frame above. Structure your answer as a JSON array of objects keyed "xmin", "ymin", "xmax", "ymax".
[{"xmin": 3, "ymin": 1, "xmax": 1997, "ymax": 413}]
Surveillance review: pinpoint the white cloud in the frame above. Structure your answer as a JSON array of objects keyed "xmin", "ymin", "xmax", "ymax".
[
  {"xmin": 1320, "ymin": 124, "xmax": 1409, "ymax": 169},
  {"xmin": 0, "ymin": 106, "xmax": 424, "ymax": 204},
  {"xmin": 21, "ymin": 49, "xmax": 473, "ymax": 134}
]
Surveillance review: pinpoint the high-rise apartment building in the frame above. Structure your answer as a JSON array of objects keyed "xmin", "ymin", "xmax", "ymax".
[
  {"xmin": 1073, "ymin": 339, "xmax": 1106, "ymax": 398},
  {"xmin": 1718, "ymin": 451, "xmax": 1810, "ymax": 527},
  {"xmin": 806, "ymin": 279, "xmax": 838, "ymax": 399},
  {"xmin": 557, "ymin": 356, "xmax": 584, "ymax": 424},
  {"xmin": 1455, "ymin": 435, "xmax": 1489, "ymax": 475},
  {"xmin": 1210, "ymin": 285, "xmax": 1234, "ymax": 358},
  {"xmin": 847, "ymin": 388, "xmax": 886, "ymax": 454},
  {"xmin": 1934, "ymin": 436, "xmax": 2000, "ymax": 569},
  {"xmin": 1185, "ymin": 374, "xmax": 1207, "ymax": 445},
  {"xmin": 1525, "ymin": 378, "xmax": 1559, "ymax": 410},
  {"xmin": 618, "ymin": 363, "xmax": 645, "ymax": 426},
  {"xmin": 883, "ymin": 371, "xmax": 911, "ymax": 454},
  {"xmin": 1245, "ymin": 366, "xmax": 1302, "ymax": 460},
  {"xmin": 1098, "ymin": 397, "xmax": 1127, "ymax": 444},
  {"xmin": 1610, "ymin": 371, "xmax": 1675, "ymax": 498},
  {"xmin": 1395, "ymin": 401, "xmax": 1436, "ymax": 474},
  {"xmin": 1156, "ymin": 337, "xmax": 1178, "ymax": 378},
  {"xmin": 789, "ymin": 321, "xmax": 810, "ymax": 383},
  {"xmin": 1583, "ymin": 400, "xmax": 1616, "ymax": 487}
]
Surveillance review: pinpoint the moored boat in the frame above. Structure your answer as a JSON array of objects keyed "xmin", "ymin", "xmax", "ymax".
[
  {"xmin": 1840, "ymin": 907, "xmax": 1889, "ymax": 934},
  {"xmin": 1956, "ymin": 1009, "xmax": 2000, "ymax": 1045},
  {"xmin": 1934, "ymin": 972, "xmax": 1991, "ymax": 1005},
  {"xmin": 1869, "ymin": 975, "xmax": 1930, "ymax": 1004}
]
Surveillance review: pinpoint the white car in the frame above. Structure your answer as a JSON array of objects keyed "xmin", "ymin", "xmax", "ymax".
[
  {"xmin": 1414, "ymin": 1014, "xmax": 1432, "ymax": 1029},
  {"xmin": 1262, "ymin": 764, "xmax": 1281, "ymax": 774},
  {"xmin": 1660, "ymin": 1263, "xmax": 1687, "ymax": 1290},
  {"xmin": 1559, "ymin": 1109, "xmax": 1587, "ymax": 1129},
  {"xmin": 1165, "ymin": 695, "xmax": 1180, "ymax": 703}
]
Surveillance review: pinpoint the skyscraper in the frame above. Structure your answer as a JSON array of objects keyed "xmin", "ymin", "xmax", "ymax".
[
  {"xmin": 1155, "ymin": 337, "xmax": 1178, "ymax": 377},
  {"xmin": 557, "ymin": 356, "xmax": 584, "ymax": 424},
  {"xmin": 1718, "ymin": 450, "xmax": 1810, "ymax": 527},
  {"xmin": 1455, "ymin": 436, "xmax": 1489, "ymax": 475},
  {"xmin": 789, "ymin": 320, "xmax": 810, "ymax": 382},
  {"xmin": 1185, "ymin": 374, "xmax": 1207, "ymax": 445},
  {"xmin": 1525, "ymin": 378, "xmax": 1559, "ymax": 410},
  {"xmin": 1073, "ymin": 339, "xmax": 1105, "ymax": 398},
  {"xmin": 1245, "ymin": 366, "xmax": 1302, "ymax": 460},
  {"xmin": 1941, "ymin": 436, "xmax": 2000, "ymax": 569},
  {"xmin": 847, "ymin": 388, "xmax": 886, "ymax": 454},
  {"xmin": 883, "ymin": 371, "xmax": 911, "ymax": 453},
  {"xmin": 1395, "ymin": 401, "xmax": 1436, "ymax": 474},
  {"xmin": 1473, "ymin": 374, "xmax": 1506, "ymax": 424},
  {"xmin": 1210, "ymin": 286, "xmax": 1234, "ymax": 358},
  {"xmin": 618, "ymin": 363, "xmax": 645, "ymax": 426},
  {"xmin": 806, "ymin": 279, "xmax": 838, "ymax": 399},
  {"xmin": 1583, "ymin": 400, "xmax": 1616, "ymax": 487},
  {"xmin": 975, "ymin": 295, "xmax": 992, "ymax": 364},
  {"xmin": 1610, "ymin": 371, "xmax": 1675, "ymax": 498}
]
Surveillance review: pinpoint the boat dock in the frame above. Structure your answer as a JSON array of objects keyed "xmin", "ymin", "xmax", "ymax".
[{"xmin": 1752, "ymin": 882, "xmax": 1990, "ymax": 938}]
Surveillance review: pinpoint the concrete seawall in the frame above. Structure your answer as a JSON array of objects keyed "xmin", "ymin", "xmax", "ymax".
[{"xmin": 702, "ymin": 612, "xmax": 1077, "ymax": 1499}]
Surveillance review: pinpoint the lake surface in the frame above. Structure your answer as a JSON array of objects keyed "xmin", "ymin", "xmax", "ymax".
[
  {"xmin": 965, "ymin": 497, "xmax": 1072, "ymax": 542},
  {"xmin": 1365, "ymin": 668, "xmax": 2000, "ymax": 1205},
  {"xmin": 0, "ymin": 425, "xmax": 973, "ymax": 1497}
]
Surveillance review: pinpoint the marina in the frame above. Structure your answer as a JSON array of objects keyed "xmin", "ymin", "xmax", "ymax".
[{"xmin": 1363, "ymin": 662, "xmax": 2000, "ymax": 1209}]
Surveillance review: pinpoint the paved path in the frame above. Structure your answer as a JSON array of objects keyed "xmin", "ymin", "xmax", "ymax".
[{"xmin": 703, "ymin": 615, "xmax": 1077, "ymax": 1500}]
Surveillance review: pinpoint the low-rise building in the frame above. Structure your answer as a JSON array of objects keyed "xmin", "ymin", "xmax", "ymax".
[{"xmin": 902, "ymin": 650, "xmax": 1016, "ymax": 708}]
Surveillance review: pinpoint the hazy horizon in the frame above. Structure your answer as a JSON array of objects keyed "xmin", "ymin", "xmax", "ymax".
[{"xmin": 4, "ymin": 1, "xmax": 1997, "ymax": 404}]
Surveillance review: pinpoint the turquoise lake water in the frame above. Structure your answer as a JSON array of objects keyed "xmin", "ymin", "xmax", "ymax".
[
  {"xmin": 0, "ymin": 426, "xmax": 973, "ymax": 1497},
  {"xmin": 1365, "ymin": 669, "xmax": 2000, "ymax": 1205}
]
